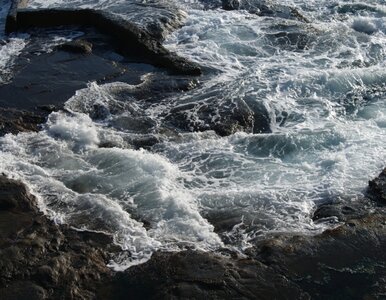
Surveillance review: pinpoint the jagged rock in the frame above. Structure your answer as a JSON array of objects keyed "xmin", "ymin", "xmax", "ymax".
[
  {"xmin": 222, "ymin": 0, "xmax": 239, "ymax": 11},
  {"xmin": 0, "ymin": 108, "xmax": 45, "ymax": 136},
  {"xmin": 368, "ymin": 168, "xmax": 386, "ymax": 204},
  {"xmin": 0, "ymin": 175, "xmax": 116, "ymax": 299},
  {"xmin": 250, "ymin": 211, "xmax": 386, "ymax": 299},
  {"xmin": 312, "ymin": 198, "xmax": 374, "ymax": 223},
  {"xmin": 165, "ymin": 94, "xmax": 271, "ymax": 136},
  {"xmin": 166, "ymin": 98, "xmax": 254, "ymax": 136}
]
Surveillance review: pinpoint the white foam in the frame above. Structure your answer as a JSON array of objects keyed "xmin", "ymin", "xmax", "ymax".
[
  {"xmin": 0, "ymin": 111, "xmax": 223, "ymax": 269},
  {"xmin": 0, "ymin": 37, "xmax": 27, "ymax": 83}
]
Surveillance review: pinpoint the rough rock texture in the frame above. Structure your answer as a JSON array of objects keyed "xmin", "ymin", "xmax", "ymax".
[
  {"xmin": 0, "ymin": 176, "xmax": 116, "ymax": 299},
  {"xmin": 0, "ymin": 108, "xmax": 46, "ymax": 135},
  {"xmin": 101, "ymin": 250, "xmax": 309, "ymax": 299},
  {"xmin": 368, "ymin": 167, "xmax": 386, "ymax": 204},
  {"xmin": 165, "ymin": 94, "xmax": 271, "ymax": 136},
  {"xmin": 166, "ymin": 97, "xmax": 257, "ymax": 136}
]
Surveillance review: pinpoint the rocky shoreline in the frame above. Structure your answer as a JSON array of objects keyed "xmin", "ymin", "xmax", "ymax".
[
  {"xmin": 1, "ymin": 1, "xmax": 386, "ymax": 299},
  {"xmin": 1, "ymin": 166, "xmax": 385, "ymax": 299}
]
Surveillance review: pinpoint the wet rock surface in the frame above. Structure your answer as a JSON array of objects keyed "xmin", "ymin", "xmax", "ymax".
[
  {"xmin": 0, "ymin": 108, "xmax": 46, "ymax": 135},
  {"xmin": 57, "ymin": 39, "xmax": 93, "ymax": 54},
  {"xmin": 0, "ymin": 27, "xmax": 199, "ymax": 137},
  {"xmin": 0, "ymin": 175, "xmax": 116, "ymax": 299},
  {"xmin": 8, "ymin": 7, "xmax": 201, "ymax": 75},
  {"xmin": 221, "ymin": 0, "xmax": 310, "ymax": 23},
  {"xmin": 368, "ymin": 168, "xmax": 386, "ymax": 204}
]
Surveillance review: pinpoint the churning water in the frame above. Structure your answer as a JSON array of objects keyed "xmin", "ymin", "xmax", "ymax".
[{"xmin": 1, "ymin": 0, "xmax": 386, "ymax": 269}]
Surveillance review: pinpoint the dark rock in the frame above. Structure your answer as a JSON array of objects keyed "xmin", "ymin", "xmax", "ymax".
[
  {"xmin": 0, "ymin": 281, "xmax": 47, "ymax": 300},
  {"xmin": 130, "ymin": 135, "xmax": 160, "ymax": 150},
  {"xmin": 8, "ymin": 8, "xmax": 202, "ymax": 76},
  {"xmin": 312, "ymin": 199, "xmax": 373, "ymax": 223},
  {"xmin": 264, "ymin": 23, "xmax": 317, "ymax": 52},
  {"xmin": 368, "ymin": 168, "xmax": 386, "ymax": 203},
  {"xmin": 100, "ymin": 173, "xmax": 386, "ymax": 299},
  {"xmin": 0, "ymin": 28, "xmax": 177, "ymax": 137},
  {"xmin": 5, "ymin": 0, "xmax": 19, "ymax": 34},
  {"xmin": 167, "ymin": 97, "xmax": 257, "ymax": 136},
  {"xmin": 37, "ymin": 105, "xmax": 57, "ymax": 113},
  {"xmin": 165, "ymin": 93, "xmax": 271, "ymax": 136},
  {"xmin": 251, "ymin": 211, "xmax": 386, "ymax": 299},
  {"xmin": 222, "ymin": 0, "xmax": 239, "ymax": 11},
  {"xmin": 0, "ymin": 176, "xmax": 36, "ymax": 211},
  {"xmin": 101, "ymin": 250, "xmax": 309, "ymax": 299},
  {"xmin": 34, "ymin": 265, "xmax": 57, "ymax": 285},
  {"xmin": 0, "ymin": 43, "xmax": 129, "ymax": 111},
  {"xmin": 0, "ymin": 175, "xmax": 115, "ymax": 299},
  {"xmin": 0, "ymin": 108, "xmax": 45, "ymax": 136},
  {"xmin": 1, "ymin": 161, "xmax": 386, "ymax": 300},
  {"xmin": 220, "ymin": 0, "xmax": 310, "ymax": 23},
  {"xmin": 57, "ymin": 39, "xmax": 93, "ymax": 54}
]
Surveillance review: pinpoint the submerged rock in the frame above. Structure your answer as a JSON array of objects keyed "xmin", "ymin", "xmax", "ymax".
[
  {"xmin": 221, "ymin": 0, "xmax": 310, "ymax": 23},
  {"xmin": 166, "ymin": 97, "xmax": 257, "ymax": 136},
  {"xmin": 264, "ymin": 23, "xmax": 318, "ymax": 52},
  {"xmin": 165, "ymin": 93, "xmax": 271, "ymax": 136},
  {"xmin": 57, "ymin": 39, "xmax": 93, "ymax": 54}
]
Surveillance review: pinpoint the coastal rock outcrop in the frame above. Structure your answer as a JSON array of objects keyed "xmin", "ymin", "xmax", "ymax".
[
  {"xmin": 368, "ymin": 167, "xmax": 386, "ymax": 204},
  {"xmin": 6, "ymin": 7, "xmax": 201, "ymax": 76},
  {"xmin": 1, "ymin": 155, "xmax": 386, "ymax": 300},
  {"xmin": 107, "ymin": 168, "xmax": 386, "ymax": 299},
  {"xmin": 0, "ymin": 175, "xmax": 116, "ymax": 299}
]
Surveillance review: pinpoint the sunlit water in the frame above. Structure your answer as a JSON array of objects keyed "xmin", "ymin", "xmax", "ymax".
[{"xmin": 0, "ymin": 0, "xmax": 386, "ymax": 269}]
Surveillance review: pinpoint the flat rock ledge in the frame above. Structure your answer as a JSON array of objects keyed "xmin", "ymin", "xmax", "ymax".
[{"xmin": 5, "ymin": 4, "xmax": 201, "ymax": 76}]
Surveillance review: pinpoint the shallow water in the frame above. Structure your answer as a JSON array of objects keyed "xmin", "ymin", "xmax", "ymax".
[{"xmin": 0, "ymin": 0, "xmax": 385, "ymax": 269}]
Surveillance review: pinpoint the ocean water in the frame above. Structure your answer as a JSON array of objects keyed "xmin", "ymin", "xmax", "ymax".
[{"xmin": 1, "ymin": 0, "xmax": 386, "ymax": 269}]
